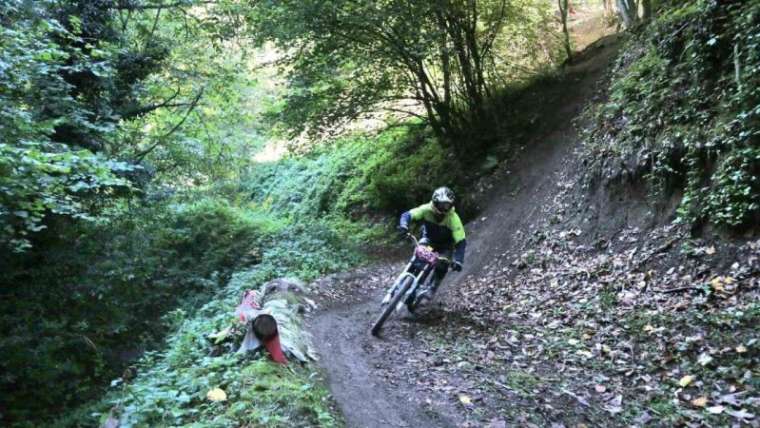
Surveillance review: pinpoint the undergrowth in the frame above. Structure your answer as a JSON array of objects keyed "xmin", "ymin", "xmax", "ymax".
[
  {"xmin": 244, "ymin": 124, "xmax": 466, "ymax": 220},
  {"xmin": 64, "ymin": 264, "xmax": 347, "ymax": 427},
  {"xmin": 0, "ymin": 198, "xmax": 278, "ymax": 423},
  {"xmin": 2, "ymin": 185, "xmax": 363, "ymax": 426},
  {"xmin": 587, "ymin": 0, "xmax": 760, "ymax": 230}
]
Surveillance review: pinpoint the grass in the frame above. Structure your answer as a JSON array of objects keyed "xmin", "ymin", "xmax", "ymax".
[
  {"xmin": 505, "ymin": 370, "xmax": 542, "ymax": 397},
  {"xmin": 227, "ymin": 362, "xmax": 339, "ymax": 427}
]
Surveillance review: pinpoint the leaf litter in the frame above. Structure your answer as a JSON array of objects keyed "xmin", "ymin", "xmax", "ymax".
[{"xmin": 320, "ymin": 183, "xmax": 760, "ymax": 426}]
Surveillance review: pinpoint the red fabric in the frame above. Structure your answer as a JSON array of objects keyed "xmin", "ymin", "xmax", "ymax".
[
  {"xmin": 235, "ymin": 290, "xmax": 261, "ymax": 323},
  {"xmin": 263, "ymin": 334, "xmax": 288, "ymax": 364}
]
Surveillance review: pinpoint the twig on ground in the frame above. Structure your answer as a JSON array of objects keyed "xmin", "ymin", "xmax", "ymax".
[{"xmin": 657, "ymin": 286, "xmax": 704, "ymax": 294}]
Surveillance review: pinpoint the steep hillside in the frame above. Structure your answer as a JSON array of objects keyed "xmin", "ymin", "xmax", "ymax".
[
  {"xmin": 4, "ymin": 2, "xmax": 757, "ymax": 427},
  {"xmin": 307, "ymin": 5, "xmax": 759, "ymax": 426}
]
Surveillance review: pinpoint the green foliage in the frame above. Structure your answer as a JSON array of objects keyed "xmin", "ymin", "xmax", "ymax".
[
  {"xmin": 239, "ymin": 0, "xmax": 558, "ymax": 156},
  {"xmin": 0, "ymin": 0, "xmax": 268, "ymax": 250},
  {"xmin": 589, "ymin": 0, "xmax": 760, "ymax": 229},
  {"xmin": 113, "ymin": 3, "xmax": 274, "ymax": 184},
  {"xmin": 80, "ymin": 316, "xmax": 337, "ymax": 428},
  {"xmin": 0, "ymin": 2, "xmax": 135, "ymax": 250},
  {"xmin": 360, "ymin": 132, "xmax": 457, "ymax": 213},
  {"xmin": 0, "ymin": 143, "xmax": 134, "ymax": 252},
  {"xmin": 53, "ymin": 203, "xmax": 361, "ymax": 427},
  {"xmin": 0, "ymin": 197, "xmax": 277, "ymax": 425},
  {"xmin": 245, "ymin": 125, "xmax": 467, "ymax": 220},
  {"xmin": 1, "ymin": 2, "xmax": 369, "ymax": 424}
]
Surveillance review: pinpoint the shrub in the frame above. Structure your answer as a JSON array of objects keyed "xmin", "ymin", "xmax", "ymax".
[
  {"xmin": 0, "ymin": 196, "xmax": 277, "ymax": 424},
  {"xmin": 245, "ymin": 125, "xmax": 469, "ymax": 222},
  {"xmin": 588, "ymin": 0, "xmax": 760, "ymax": 230}
]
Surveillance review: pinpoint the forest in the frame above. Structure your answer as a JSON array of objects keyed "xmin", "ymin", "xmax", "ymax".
[{"xmin": 1, "ymin": 0, "xmax": 758, "ymax": 427}]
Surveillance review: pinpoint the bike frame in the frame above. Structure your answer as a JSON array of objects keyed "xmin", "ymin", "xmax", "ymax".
[
  {"xmin": 381, "ymin": 235, "xmax": 449, "ymax": 311},
  {"xmin": 371, "ymin": 235, "xmax": 454, "ymax": 336},
  {"xmin": 386, "ymin": 259, "xmax": 433, "ymax": 311}
]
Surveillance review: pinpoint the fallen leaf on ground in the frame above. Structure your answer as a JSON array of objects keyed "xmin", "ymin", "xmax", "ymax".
[
  {"xmin": 691, "ymin": 396, "xmax": 708, "ymax": 407},
  {"xmin": 678, "ymin": 375, "xmax": 695, "ymax": 387},
  {"xmin": 605, "ymin": 394, "xmax": 623, "ymax": 414},
  {"xmin": 206, "ymin": 387, "xmax": 227, "ymax": 402},
  {"xmin": 634, "ymin": 412, "xmax": 653, "ymax": 425},
  {"xmin": 485, "ymin": 418, "xmax": 507, "ymax": 428},
  {"xmin": 726, "ymin": 409, "xmax": 755, "ymax": 420},
  {"xmin": 697, "ymin": 352, "xmax": 713, "ymax": 366}
]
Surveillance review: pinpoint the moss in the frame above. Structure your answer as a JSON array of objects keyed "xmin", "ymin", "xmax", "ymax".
[{"xmin": 216, "ymin": 361, "xmax": 340, "ymax": 427}]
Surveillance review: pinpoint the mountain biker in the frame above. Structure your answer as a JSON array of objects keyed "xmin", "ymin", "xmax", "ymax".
[{"xmin": 397, "ymin": 187, "xmax": 466, "ymax": 302}]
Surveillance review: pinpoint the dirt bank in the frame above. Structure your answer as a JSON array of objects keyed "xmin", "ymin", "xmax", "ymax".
[{"xmin": 306, "ymin": 36, "xmax": 627, "ymax": 428}]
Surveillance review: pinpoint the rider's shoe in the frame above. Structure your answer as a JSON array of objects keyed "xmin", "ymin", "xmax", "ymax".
[{"xmin": 416, "ymin": 287, "xmax": 436, "ymax": 306}]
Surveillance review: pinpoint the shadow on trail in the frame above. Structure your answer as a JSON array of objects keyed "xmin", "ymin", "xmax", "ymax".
[
  {"xmin": 308, "ymin": 35, "xmax": 623, "ymax": 428},
  {"xmin": 400, "ymin": 306, "xmax": 488, "ymax": 331}
]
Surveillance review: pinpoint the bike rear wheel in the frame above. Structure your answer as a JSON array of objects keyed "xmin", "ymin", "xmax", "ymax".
[{"xmin": 370, "ymin": 276, "xmax": 413, "ymax": 336}]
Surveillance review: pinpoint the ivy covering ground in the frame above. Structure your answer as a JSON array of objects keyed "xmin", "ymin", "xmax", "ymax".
[
  {"xmin": 66, "ymin": 247, "xmax": 354, "ymax": 427},
  {"xmin": 33, "ymin": 122, "xmax": 461, "ymax": 427},
  {"xmin": 587, "ymin": 0, "xmax": 760, "ymax": 229}
]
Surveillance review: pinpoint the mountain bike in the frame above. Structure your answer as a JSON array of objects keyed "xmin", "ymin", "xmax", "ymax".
[{"xmin": 370, "ymin": 234, "xmax": 452, "ymax": 336}]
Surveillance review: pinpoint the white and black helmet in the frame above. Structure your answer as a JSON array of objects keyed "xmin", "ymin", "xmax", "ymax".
[{"xmin": 431, "ymin": 187, "xmax": 455, "ymax": 214}]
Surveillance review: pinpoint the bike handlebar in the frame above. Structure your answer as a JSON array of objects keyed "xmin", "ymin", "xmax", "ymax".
[{"xmin": 404, "ymin": 233, "xmax": 453, "ymax": 265}]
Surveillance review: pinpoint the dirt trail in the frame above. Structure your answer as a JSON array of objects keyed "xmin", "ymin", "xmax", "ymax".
[
  {"xmin": 312, "ymin": 297, "xmax": 456, "ymax": 428},
  {"xmin": 308, "ymin": 37, "xmax": 621, "ymax": 428}
]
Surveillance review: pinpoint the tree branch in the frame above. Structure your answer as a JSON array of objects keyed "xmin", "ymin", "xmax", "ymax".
[
  {"xmin": 143, "ymin": 5, "xmax": 163, "ymax": 51},
  {"xmin": 381, "ymin": 107, "xmax": 428, "ymax": 121},
  {"xmin": 114, "ymin": 1, "xmax": 217, "ymax": 11},
  {"xmin": 121, "ymin": 89, "xmax": 183, "ymax": 119},
  {"xmin": 135, "ymin": 88, "xmax": 204, "ymax": 162}
]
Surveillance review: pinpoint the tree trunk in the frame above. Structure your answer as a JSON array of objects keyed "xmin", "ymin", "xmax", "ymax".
[
  {"xmin": 641, "ymin": 0, "xmax": 652, "ymax": 20},
  {"xmin": 558, "ymin": 0, "xmax": 572, "ymax": 63},
  {"xmin": 253, "ymin": 314, "xmax": 278, "ymax": 341},
  {"xmin": 616, "ymin": 0, "xmax": 638, "ymax": 28}
]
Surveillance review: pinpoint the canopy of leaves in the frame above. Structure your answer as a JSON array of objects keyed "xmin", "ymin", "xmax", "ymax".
[
  {"xmin": 0, "ymin": 0, "xmax": 272, "ymax": 252},
  {"xmin": 0, "ymin": 1, "xmax": 136, "ymax": 251},
  {"xmin": 242, "ymin": 0, "xmax": 559, "ymax": 156}
]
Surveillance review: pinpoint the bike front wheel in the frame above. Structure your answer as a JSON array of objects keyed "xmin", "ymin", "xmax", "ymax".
[{"xmin": 370, "ymin": 276, "xmax": 413, "ymax": 336}]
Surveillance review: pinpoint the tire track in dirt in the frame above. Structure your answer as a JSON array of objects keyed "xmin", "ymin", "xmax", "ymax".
[
  {"xmin": 312, "ymin": 296, "xmax": 457, "ymax": 428},
  {"xmin": 308, "ymin": 36, "xmax": 621, "ymax": 427}
]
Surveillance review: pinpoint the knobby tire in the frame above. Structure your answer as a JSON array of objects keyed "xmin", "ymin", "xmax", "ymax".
[{"xmin": 370, "ymin": 276, "xmax": 412, "ymax": 336}]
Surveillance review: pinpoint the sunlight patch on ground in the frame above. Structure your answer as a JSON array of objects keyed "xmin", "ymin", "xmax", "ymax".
[
  {"xmin": 568, "ymin": 1, "xmax": 618, "ymax": 50},
  {"xmin": 253, "ymin": 139, "xmax": 288, "ymax": 163}
]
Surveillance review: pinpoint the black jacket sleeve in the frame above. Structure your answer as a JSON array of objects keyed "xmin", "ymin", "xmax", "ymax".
[{"xmin": 454, "ymin": 239, "xmax": 466, "ymax": 264}]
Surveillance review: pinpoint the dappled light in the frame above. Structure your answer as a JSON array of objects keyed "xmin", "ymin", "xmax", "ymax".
[{"xmin": 1, "ymin": 0, "xmax": 757, "ymax": 427}]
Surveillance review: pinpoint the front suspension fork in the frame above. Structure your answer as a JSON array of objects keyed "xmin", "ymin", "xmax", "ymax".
[{"xmin": 382, "ymin": 264, "xmax": 416, "ymax": 304}]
